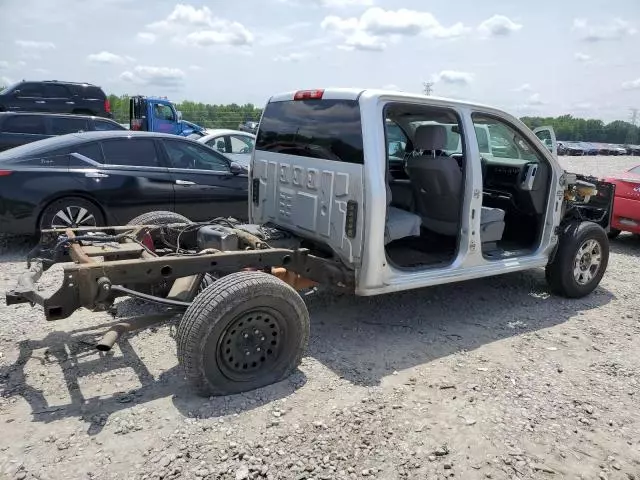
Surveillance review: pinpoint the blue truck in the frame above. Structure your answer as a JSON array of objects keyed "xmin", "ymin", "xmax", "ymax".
[{"xmin": 129, "ymin": 95, "xmax": 206, "ymax": 136}]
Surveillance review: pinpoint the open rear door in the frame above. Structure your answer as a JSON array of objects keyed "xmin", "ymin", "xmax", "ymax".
[{"xmin": 533, "ymin": 125, "xmax": 557, "ymax": 158}]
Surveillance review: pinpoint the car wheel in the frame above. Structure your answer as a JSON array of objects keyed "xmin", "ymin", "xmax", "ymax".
[
  {"xmin": 607, "ymin": 228, "xmax": 621, "ymax": 240},
  {"xmin": 176, "ymin": 271, "xmax": 310, "ymax": 397},
  {"xmin": 545, "ymin": 221, "xmax": 609, "ymax": 298},
  {"xmin": 39, "ymin": 197, "xmax": 104, "ymax": 232}
]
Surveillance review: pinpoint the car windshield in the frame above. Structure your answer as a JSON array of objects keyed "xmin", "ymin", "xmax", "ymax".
[{"xmin": 0, "ymin": 82, "xmax": 18, "ymax": 94}]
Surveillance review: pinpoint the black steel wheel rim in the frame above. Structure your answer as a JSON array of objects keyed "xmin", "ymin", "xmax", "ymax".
[{"xmin": 216, "ymin": 307, "xmax": 286, "ymax": 382}]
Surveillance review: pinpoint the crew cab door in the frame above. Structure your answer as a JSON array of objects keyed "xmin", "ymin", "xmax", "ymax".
[
  {"xmin": 533, "ymin": 126, "xmax": 557, "ymax": 158},
  {"xmin": 250, "ymin": 91, "xmax": 365, "ymax": 264}
]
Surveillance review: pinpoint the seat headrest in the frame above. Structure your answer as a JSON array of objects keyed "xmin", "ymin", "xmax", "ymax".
[{"xmin": 414, "ymin": 125, "xmax": 447, "ymax": 151}]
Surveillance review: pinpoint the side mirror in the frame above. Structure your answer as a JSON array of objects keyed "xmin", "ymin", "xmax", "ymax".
[
  {"xmin": 176, "ymin": 110, "xmax": 183, "ymax": 121},
  {"xmin": 229, "ymin": 162, "xmax": 245, "ymax": 175},
  {"xmin": 13, "ymin": 90, "xmax": 21, "ymax": 97}
]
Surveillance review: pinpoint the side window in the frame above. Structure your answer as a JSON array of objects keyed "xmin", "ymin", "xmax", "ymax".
[
  {"xmin": 163, "ymin": 140, "xmax": 230, "ymax": 172},
  {"xmin": 1, "ymin": 116, "xmax": 47, "ymax": 134},
  {"xmin": 152, "ymin": 103, "xmax": 175, "ymax": 121},
  {"xmin": 102, "ymin": 139, "xmax": 160, "ymax": 168},
  {"xmin": 50, "ymin": 117, "xmax": 89, "ymax": 135},
  {"xmin": 472, "ymin": 114, "xmax": 543, "ymax": 162},
  {"xmin": 16, "ymin": 83, "xmax": 45, "ymax": 97},
  {"xmin": 44, "ymin": 84, "xmax": 71, "ymax": 98},
  {"xmin": 229, "ymin": 135, "xmax": 254, "ymax": 154},
  {"xmin": 385, "ymin": 121, "xmax": 408, "ymax": 158},
  {"xmin": 206, "ymin": 137, "xmax": 228, "ymax": 153},
  {"xmin": 474, "ymin": 126, "xmax": 491, "ymax": 155},
  {"xmin": 73, "ymin": 142, "xmax": 104, "ymax": 163},
  {"xmin": 93, "ymin": 119, "xmax": 123, "ymax": 131}
]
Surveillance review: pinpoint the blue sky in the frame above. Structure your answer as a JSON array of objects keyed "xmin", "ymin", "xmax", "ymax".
[{"xmin": 1, "ymin": 0, "xmax": 639, "ymax": 121}]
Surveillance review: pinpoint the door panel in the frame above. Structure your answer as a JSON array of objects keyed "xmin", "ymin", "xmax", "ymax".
[
  {"xmin": 161, "ymin": 139, "xmax": 249, "ymax": 221},
  {"xmin": 533, "ymin": 126, "xmax": 557, "ymax": 158},
  {"xmin": 13, "ymin": 83, "xmax": 47, "ymax": 112},
  {"xmin": 79, "ymin": 138, "xmax": 174, "ymax": 224},
  {"xmin": 149, "ymin": 102, "xmax": 179, "ymax": 135}
]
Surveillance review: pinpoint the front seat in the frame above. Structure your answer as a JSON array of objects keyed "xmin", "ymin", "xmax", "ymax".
[
  {"xmin": 384, "ymin": 169, "xmax": 422, "ymax": 245},
  {"xmin": 405, "ymin": 125, "xmax": 506, "ymax": 243}
]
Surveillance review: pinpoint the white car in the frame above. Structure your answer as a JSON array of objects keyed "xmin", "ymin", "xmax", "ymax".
[{"xmin": 197, "ymin": 129, "xmax": 255, "ymax": 167}]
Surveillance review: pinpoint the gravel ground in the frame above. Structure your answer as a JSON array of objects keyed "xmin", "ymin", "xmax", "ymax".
[{"xmin": 1, "ymin": 156, "xmax": 639, "ymax": 480}]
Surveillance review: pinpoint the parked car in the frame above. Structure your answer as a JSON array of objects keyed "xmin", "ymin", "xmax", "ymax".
[
  {"xmin": 611, "ymin": 144, "xmax": 627, "ymax": 155},
  {"xmin": 604, "ymin": 164, "xmax": 640, "ymax": 238},
  {"xmin": 0, "ymin": 80, "xmax": 112, "ymax": 118},
  {"xmin": 0, "ymin": 131, "xmax": 249, "ymax": 235},
  {"xmin": 625, "ymin": 144, "xmax": 640, "ymax": 155},
  {"xmin": 563, "ymin": 141, "xmax": 585, "ymax": 155},
  {"xmin": 578, "ymin": 142, "xmax": 599, "ymax": 156},
  {"xmin": 197, "ymin": 129, "xmax": 255, "ymax": 167},
  {"xmin": 557, "ymin": 141, "xmax": 568, "ymax": 155},
  {"xmin": 0, "ymin": 112, "xmax": 125, "ymax": 152},
  {"xmin": 238, "ymin": 120, "xmax": 259, "ymax": 134}
]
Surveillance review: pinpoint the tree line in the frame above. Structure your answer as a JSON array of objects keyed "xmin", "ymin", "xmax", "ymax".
[{"xmin": 520, "ymin": 115, "xmax": 639, "ymax": 145}]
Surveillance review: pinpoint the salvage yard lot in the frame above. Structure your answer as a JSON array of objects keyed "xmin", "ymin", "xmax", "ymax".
[{"xmin": 1, "ymin": 156, "xmax": 639, "ymax": 480}]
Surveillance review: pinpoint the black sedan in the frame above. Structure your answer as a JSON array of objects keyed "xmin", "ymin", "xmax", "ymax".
[{"xmin": 0, "ymin": 131, "xmax": 249, "ymax": 235}]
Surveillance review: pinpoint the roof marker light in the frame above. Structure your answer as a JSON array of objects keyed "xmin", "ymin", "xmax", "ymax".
[{"xmin": 294, "ymin": 89, "xmax": 324, "ymax": 100}]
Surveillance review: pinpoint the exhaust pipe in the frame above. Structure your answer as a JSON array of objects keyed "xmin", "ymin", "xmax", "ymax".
[{"xmin": 96, "ymin": 313, "xmax": 173, "ymax": 351}]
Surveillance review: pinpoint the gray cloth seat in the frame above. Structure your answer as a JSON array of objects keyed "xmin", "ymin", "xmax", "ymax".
[
  {"xmin": 385, "ymin": 179, "xmax": 422, "ymax": 245},
  {"xmin": 405, "ymin": 124, "xmax": 506, "ymax": 243}
]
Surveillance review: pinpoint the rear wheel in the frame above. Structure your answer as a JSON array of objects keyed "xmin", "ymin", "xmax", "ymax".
[
  {"xmin": 39, "ymin": 197, "xmax": 104, "ymax": 232},
  {"xmin": 177, "ymin": 271, "xmax": 310, "ymax": 397},
  {"xmin": 546, "ymin": 221, "xmax": 609, "ymax": 298}
]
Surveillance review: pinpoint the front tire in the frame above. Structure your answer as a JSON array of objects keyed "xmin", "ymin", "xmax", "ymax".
[
  {"xmin": 177, "ymin": 271, "xmax": 310, "ymax": 397},
  {"xmin": 546, "ymin": 222, "xmax": 609, "ymax": 298}
]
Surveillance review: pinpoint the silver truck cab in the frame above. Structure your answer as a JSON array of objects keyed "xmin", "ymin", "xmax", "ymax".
[{"xmin": 250, "ymin": 88, "xmax": 608, "ymax": 298}]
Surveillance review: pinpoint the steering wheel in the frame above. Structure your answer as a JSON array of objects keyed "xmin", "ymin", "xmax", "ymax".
[{"xmin": 238, "ymin": 147, "xmax": 251, "ymax": 154}]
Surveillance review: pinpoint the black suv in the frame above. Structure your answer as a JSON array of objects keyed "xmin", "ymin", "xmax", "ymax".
[
  {"xmin": 0, "ymin": 112, "xmax": 125, "ymax": 152},
  {"xmin": 0, "ymin": 80, "xmax": 112, "ymax": 118}
]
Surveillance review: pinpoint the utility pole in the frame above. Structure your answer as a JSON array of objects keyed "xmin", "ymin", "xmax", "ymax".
[
  {"xmin": 627, "ymin": 108, "xmax": 639, "ymax": 145},
  {"xmin": 423, "ymin": 81, "xmax": 434, "ymax": 96},
  {"xmin": 630, "ymin": 108, "xmax": 638, "ymax": 126}
]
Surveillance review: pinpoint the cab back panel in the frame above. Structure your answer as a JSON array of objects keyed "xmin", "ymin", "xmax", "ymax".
[{"xmin": 251, "ymin": 98, "xmax": 365, "ymax": 264}]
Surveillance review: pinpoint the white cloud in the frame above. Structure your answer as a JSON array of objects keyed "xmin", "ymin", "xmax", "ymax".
[
  {"xmin": 572, "ymin": 18, "xmax": 636, "ymax": 42},
  {"xmin": 87, "ymin": 51, "xmax": 133, "ymax": 65},
  {"xmin": 622, "ymin": 78, "xmax": 640, "ymax": 90},
  {"xmin": 513, "ymin": 83, "xmax": 532, "ymax": 92},
  {"xmin": 478, "ymin": 15, "xmax": 523, "ymax": 37},
  {"xmin": 15, "ymin": 40, "xmax": 56, "ymax": 50},
  {"xmin": 147, "ymin": 4, "xmax": 253, "ymax": 47},
  {"xmin": 188, "ymin": 65, "xmax": 202, "ymax": 71},
  {"xmin": 433, "ymin": 70, "xmax": 475, "ymax": 85},
  {"xmin": 274, "ymin": 52, "xmax": 308, "ymax": 62},
  {"xmin": 184, "ymin": 26, "xmax": 253, "ymax": 47},
  {"xmin": 120, "ymin": 65, "xmax": 186, "ymax": 88},
  {"xmin": 527, "ymin": 93, "xmax": 544, "ymax": 105},
  {"xmin": 574, "ymin": 52, "xmax": 591, "ymax": 62},
  {"xmin": 136, "ymin": 32, "xmax": 157, "ymax": 44},
  {"xmin": 321, "ymin": 7, "xmax": 468, "ymax": 51}
]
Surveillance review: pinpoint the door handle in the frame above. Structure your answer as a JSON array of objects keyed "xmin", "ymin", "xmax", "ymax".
[
  {"xmin": 85, "ymin": 172, "xmax": 109, "ymax": 178},
  {"xmin": 175, "ymin": 179, "xmax": 196, "ymax": 185},
  {"xmin": 35, "ymin": 100, "xmax": 46, "ymax": 104},
  {"xmin": 65, "ymin": 101, "xmax": 75, "ymax": 105}
]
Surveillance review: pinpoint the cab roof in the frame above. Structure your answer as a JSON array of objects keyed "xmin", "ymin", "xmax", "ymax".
[{"xmin": 268, "ymin": 88, "xmax": 496, "ymax": 111}]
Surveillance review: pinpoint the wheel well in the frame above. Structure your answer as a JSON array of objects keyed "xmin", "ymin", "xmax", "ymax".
[{"xmin": 36, "ymin": 194, "xmax": 107, "ymax": 231}]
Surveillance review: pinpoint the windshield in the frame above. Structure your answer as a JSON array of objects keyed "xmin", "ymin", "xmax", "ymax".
[{"xmin": 0, "ymin": 82, "xmax": 18, "ymax": 94}]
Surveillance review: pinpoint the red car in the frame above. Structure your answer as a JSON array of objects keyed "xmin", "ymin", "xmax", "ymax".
[{"xmin": 604, "ymin": 164, "xmax": 640, "ymax": 238}]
